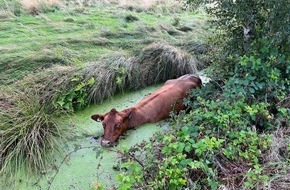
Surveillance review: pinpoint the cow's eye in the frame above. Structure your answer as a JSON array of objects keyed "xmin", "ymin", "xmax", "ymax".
[
  {"xmin": 102, "ymin": 123, "xmax": 106, "ymax": 129},
  {"xmin": 116, "ymin": 123, "xmax": 121, "ymax": 129}
]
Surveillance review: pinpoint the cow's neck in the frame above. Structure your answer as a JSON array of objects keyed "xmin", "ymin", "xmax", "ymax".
[{"xmin": 125, "ymin": 107, "xmax": 148, "ymax": 129}]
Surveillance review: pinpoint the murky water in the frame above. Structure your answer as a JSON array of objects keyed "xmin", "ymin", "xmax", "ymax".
[{"xmin": 6, "ymin": 85, "xmax": 163, "ymax": 190}]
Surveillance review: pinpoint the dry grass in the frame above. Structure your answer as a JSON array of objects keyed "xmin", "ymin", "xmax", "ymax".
[
  {"xmin": 118, "ymin": 0, "xmax": 181, "ymax": 10},
  {"xmin": 84, "ymin": 52, "xmax": 130, "ymax": 104},
  {"xmin": 72, "ymin": 0, "xmax": 182, "ymax": 11},
  {"xmin": 262, "ymin": 127, "xmax": 290, "ymax": 190},
  {"xmin": 73, "ymin": 0, "xmax": 183, "ymax": 11},
  {"xmin": 266, "ymin": 127, "xmax": 290, "ymax": 163},
  {"xmin": 21, "ymin": 0, "xmax": 62, "ymax": 14},
  {"xmin": 130, "ymin": 42, "xmax": 197, "ymax": 87},
  {"xmin": 6, "ymin": 0, "xmax": 182, "ymax": 15},
  {"xmin": 14, "ymin": 65, "xmax": 78, "ymax": 111}
]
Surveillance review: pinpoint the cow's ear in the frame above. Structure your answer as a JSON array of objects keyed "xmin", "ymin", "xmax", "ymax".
[
  {"xmin": 91, "ymin": 114, "xmax": 104, "ymax": 122},
  {"xmin": 111, "ymin": 108, "xmax": 117, "ymax": 113}
]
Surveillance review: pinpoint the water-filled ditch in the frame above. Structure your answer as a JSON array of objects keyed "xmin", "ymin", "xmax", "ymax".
[{"xmin": 14, "ymin": 85, "xmax": 163, "ymax": 190}]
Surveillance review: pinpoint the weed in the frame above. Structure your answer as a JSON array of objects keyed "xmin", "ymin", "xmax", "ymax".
[{"xmin": 0, "ymin": 0, "xmax": 22, "ymax": 17}]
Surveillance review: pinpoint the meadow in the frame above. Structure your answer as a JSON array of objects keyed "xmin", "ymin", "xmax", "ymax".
[
  {"xmin": 1, "ymin": 0, "xmax": 289, "ymax": 189},
  {"xmin": 0, "ymin": 0, "xmax": 209, "ymax": 84}
]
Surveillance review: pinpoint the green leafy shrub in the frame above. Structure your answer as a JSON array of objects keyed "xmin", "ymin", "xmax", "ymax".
[
  {"xmin": 53, "ymin": 76, "xmax": 95, "ymax": 112},
  {"xmin": 117, "ymin": 90, "xmax": 277, "ymax": 188},
  {"xmin": 224, "ymin": 54, "xmax": 289, "ymax": 102},
  {"xmin": 117, "ymin": 51, "xmax": 289, "ymax": 188},
  {"xmin": 203, "ymin": 0, "xmax": 290, "ymax": 54}
]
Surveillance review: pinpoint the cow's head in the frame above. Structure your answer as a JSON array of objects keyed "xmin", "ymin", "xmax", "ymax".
[{"xmin": 91, "ymin": 108, "xmax": 132, "ymax": 147}]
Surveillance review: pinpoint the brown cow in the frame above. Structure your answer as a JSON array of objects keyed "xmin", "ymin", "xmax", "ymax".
[{"xmin": 91, "ymin": 74, "xmax": 202, "ymax": 147}]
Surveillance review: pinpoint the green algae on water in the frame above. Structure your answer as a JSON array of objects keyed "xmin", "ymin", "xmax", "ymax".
[{"xmin": 5, "ymin": 85, "xmax": 163, "ymax": 190}]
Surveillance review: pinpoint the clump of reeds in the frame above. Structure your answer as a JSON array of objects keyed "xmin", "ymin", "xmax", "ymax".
[
  {"xmin": 180, "ymin": 40, "xmax": 212, "ymax": 69},
  {"xmin": 14, "ymin": 65, "xmax": 79, "ymax": 112},
  {"xmin": 0, "ymin": 89, "xmax": 70, "ymax": 179}
]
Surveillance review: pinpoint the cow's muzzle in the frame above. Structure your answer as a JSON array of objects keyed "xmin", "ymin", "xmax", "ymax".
[{"xmin": 101, "ymin": 139, "xmax": 112, "ymax": 147}]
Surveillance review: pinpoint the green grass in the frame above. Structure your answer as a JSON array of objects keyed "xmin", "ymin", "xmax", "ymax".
[{"xmin": 0, "ymin": 4, "xmax": 210, "ymax": 85}]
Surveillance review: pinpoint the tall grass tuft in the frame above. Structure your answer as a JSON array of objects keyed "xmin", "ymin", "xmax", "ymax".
[
  {"xmin": 129, "ymin": 42, "xmax": 197, "ymax": 87},
  {"xmin": 84, "ymin": 52, "xmax": 130, "ymax": 104},
  {"xmin": 0, "ymin": 89, "xmax": 69, "ymax": 179}
]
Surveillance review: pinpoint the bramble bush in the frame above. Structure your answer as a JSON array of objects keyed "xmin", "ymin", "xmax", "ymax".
[
  {"xmin": 117, "ymin": 85, "xmax": 278, "ymax": 189},
  {"xmin": 117, "ymin": 47, "xmax": 289, "ymax": 188}
]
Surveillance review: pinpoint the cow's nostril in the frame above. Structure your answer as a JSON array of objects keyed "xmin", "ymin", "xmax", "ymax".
[{"xmin": 101, "ymin": 139, "xmax": 111, "ymax": 147}]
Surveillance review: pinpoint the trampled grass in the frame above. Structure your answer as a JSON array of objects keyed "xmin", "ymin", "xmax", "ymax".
[{"xmin": 0, "ymin": 3, "xmax": 210, "ymax": 85}]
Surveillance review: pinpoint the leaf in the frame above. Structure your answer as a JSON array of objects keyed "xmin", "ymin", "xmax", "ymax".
[
  {"xmin": 87, "ymin": 77, "xmax": 95, "ymax": 86},
  {"xmin": 185, "ymin": 145, "xmax": 192, "ymax": 153},
  {"xmin": 75, "ymin": 82, "xmax": 86, "ymax": 91},
  {"xmin": 255, "ymin": 82, "xmax": 263, "ymax": 89},
  {"xmin": 177, "ymin": 142, "xmax": 185, "ymax": 153},
  {"xmin": 249, "ymin": 87, "xmax": 255, "ymax": 93},
  {"xmin": 56, "ymin": 99, "xmax": 65, "ymax": 107},
  {"xmin": 71, "ymin": 76, "xmax": 80, "ymax": 82},
  {"xmin": 244, "ymin": 181, "xmax": 253, "ymax": 188}
]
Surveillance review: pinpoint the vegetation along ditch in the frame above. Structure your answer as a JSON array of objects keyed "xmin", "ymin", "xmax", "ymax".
[{"xmin": 0, "ymin": 0, "xmax": 289, "ymax": 189}]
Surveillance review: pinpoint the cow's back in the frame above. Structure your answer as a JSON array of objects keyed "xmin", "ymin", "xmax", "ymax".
[{"xmin": 134, "ymin": 75, "xmax": 201, "ymax": 123}]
